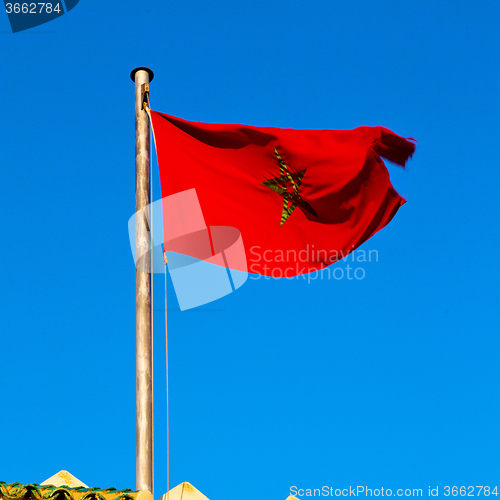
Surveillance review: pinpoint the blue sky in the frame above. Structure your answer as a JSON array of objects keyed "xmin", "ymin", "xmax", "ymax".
[{"xmin": 1, "ymin": 1, "xmax": 499, "ymax": 499}]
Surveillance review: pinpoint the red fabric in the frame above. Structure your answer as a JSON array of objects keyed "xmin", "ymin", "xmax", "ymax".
[{"xmin": 151, "ymin": 111, "xmax": 415, "ymax": 276}]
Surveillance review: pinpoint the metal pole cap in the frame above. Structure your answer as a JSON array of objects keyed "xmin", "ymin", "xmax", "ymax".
[{"xmin": 130, "ymin": 67, "xmax": 155, "ymax": 82}]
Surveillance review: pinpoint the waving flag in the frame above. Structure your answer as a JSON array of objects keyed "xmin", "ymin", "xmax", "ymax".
[{"xmin": 150, "ymin": 111, "xmax": 415, "ymax": 277}]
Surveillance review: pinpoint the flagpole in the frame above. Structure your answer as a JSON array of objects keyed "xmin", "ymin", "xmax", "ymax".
[{"xmin": 131, "ymin": 66, "xmax": 155, "ymax": 495}]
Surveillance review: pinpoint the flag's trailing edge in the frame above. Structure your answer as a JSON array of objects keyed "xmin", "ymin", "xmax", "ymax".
[
  {"xmin": 150, "ymin": 111, "xmax": 415, "ymax": 277},
  {"xmin": 372, "ymin": 128, "xmax": 416, "ymax": 167}
]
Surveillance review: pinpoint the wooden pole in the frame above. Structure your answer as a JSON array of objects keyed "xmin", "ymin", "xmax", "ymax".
[{"xmin": 131, "ymin": 66, "xmax": 154, "ymax": 495}]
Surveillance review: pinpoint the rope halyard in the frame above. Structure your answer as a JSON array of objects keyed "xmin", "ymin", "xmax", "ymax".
[
  {"xmin": 149, "ymin": 94, "xmax": 154, "ymax": 497},
  {"xmin": 145, "ymin": 100, "xmax": 169, "ymax": 500},
  {"xmin": 165, "ymin": 254, "xmax": 169, "ymax": 500}
]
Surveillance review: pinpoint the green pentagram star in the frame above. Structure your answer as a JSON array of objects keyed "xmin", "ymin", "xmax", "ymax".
[{"xmin": 262, "ymin": 148, "xmax": 317, "ymax": 226}]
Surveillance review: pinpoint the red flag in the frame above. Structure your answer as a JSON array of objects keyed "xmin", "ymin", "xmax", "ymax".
[{"xmin": 150, "ymin": 111, "xmax": 415, "ymax": 277}]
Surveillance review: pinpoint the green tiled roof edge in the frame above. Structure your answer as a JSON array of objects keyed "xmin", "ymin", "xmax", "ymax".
[{"xmin": 0, "ymin": 482, "xmax": 137, "ymax": 500}]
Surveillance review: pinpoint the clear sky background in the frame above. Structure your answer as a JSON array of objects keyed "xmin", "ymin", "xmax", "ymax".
[{"xmin": 1, "ymin": 1, "xmax": 499, "ymax": 499}]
